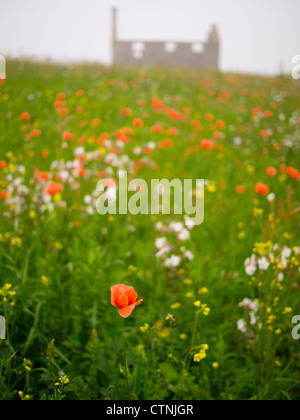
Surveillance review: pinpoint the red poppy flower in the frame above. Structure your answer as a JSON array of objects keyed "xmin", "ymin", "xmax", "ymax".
[
  {"xmin": 255, "ymin": 183, "xmax": 270, "ymax": 196},
  {"xmin": 201, "ymin": 139, "xmax": 215, "ymax": 150},
  {"xmin": 145, "ymin": 146, "xmax": 153, "ymax": 154},
  {"xmin": 260, "ymin": 130, "xmax": 269, "ymax": 139},
  {"xmin": 133, "ymin": 118, "xmax": 144, "ymax": 128},
  {"xmin": 56, "ymin": 93, "xmax": 65, "ymax": 100},
  {"xmin": 164, "ymin": 139, "xmax": 173, "ymax": 147},
  {"xmin": 287, "ymin": 167, "xmax": 300, "ymax": 180},
  {"xmin": 59, "ymin": 108, "xmax": 68, "ymax": 116},
  {"xmin": 111, "ymin": 284, "xmax": 143, "ymax": 318},
  {"xmin": 42, "ymin": 150, "xmax": 49, "ymax": 159},
  {"xmin": 167, "ymin": 110, "xmax": 181, "ymax": 120},
  {"xmin": 213, "ymin": 131, "xmax": 223, "ymax": 140},
  {"xmin": 205, "ymin": 113, "xmax": 214, "ymax": 122},
  {"xmin": 216, "ymin": 120, "xmax": 226, "ymax": 129},
  {"xmin": 266, "ymin": 167, "xmax": 277, "ymax": 177},
  {"xmin": 191, "ymin": 120, "xmax": 203, "ymax": 130},
  {"xmin": 121, "ymin": 108, "xmax": 131, "ymax": 116},
  {"xmin": 54, "ymin": 101, "xmax": 66, "ymax": 109},
  {"xmin": 235, "ymin": 186, "xmax": 245, "ymax": 194},
  {"xmin": 38, "ymin": 171, "xmax": 51, "ymax": 181},
  {"xmin": 264, "ymin": 110, "xmax": 273, "ymax": 118},
  {"xmin": 20, "ymin": 112, "xmax": 30, "ymax": 121},
  {"xmin": 31, "ymin": 129, "xmax": 41, "ymax": 138},
  {"xmin": 45, "ymin": 182, "xmax": 64, "ymax": 196},
  {"xmin": 92, "ymin": 118, "xmax": 101, "ymax": 127},
  {"xmin": 1, "ymin": 190, "xmax": 8, "ymax": 200},
  {"xmin": 151, "ymin": 125, "xmax": 164, "ymax": 134},
  {"xmin": 168, "ymin": 127, "xmax": 179, "ymax": 136},
  {"xmin": 63, "ymin": 132, "xmax": 75, "ymax": 141},
  {"xmin": 152, "ymin": 97, "xmax": 164, "ymax": 108}
]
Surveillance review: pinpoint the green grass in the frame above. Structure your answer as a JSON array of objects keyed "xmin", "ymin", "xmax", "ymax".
[{"xmin": 0, "ymin": 60, "xmax": 299, "ymax": 400}]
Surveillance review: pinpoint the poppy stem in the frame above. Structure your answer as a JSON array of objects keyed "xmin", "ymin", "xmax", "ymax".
[{"xmin": 122, "ymin": 318, "xmax": 131, "ymax": 399}]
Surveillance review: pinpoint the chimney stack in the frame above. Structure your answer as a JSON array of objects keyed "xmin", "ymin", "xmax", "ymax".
[{"xmin": 112, "ymin": 8, "xmax": 117, "ymax": 43}]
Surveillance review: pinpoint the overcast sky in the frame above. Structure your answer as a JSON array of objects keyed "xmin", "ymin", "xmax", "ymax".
[{"xmin": 1, "ymin": 0, "xmax": 300, "ymax": 75}]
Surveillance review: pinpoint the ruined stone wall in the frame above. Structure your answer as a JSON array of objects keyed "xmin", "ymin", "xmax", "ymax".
[{"xmin": 112, "ymin": 9, "xmax": 220, "ymax": 70}]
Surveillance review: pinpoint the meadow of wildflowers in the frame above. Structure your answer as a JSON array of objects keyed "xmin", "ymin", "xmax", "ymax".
[{"xmin": 0, "ymin": 60, "xmax": 299, "ymax": 400}]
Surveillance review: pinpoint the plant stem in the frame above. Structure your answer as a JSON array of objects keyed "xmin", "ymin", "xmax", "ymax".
[
  {"xmin": 176, "ymin": 311, "xmax": 200, "ymax": 400},
  {"xmin": 122, "ymin": 318, "xmax": 131, "ymax": 399},
  {"xmin": 186, "ymin": 311, "xmax": 200, "ymax": 370}
]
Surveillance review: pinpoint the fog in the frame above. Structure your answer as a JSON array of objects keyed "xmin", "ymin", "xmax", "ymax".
[{"xmin": 1, "ymin": 0, "xmax": 300, "ymax": 74}]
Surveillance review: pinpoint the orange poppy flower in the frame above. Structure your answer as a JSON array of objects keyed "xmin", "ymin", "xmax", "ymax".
[
  {"xmin": 1, "ymin": 190, "xmax": 8, "ymax": 200},
  {"xmin": 185, "ymin": 147, "xmax": 194, "ymax": 155},
  {"xmin": 63, "ymin": 132, "xmax": 75, "ymax": 141},
  {"xmin": 287, "ymin": 166, "xmax": 300, "ymax": 180},
  {"xmin": 42, "ymin": 149, "xmax": 49, "ymax": 159},
  {"xmin": 216, "ymin": 120, "xmax": 226, "ymax": 129},
  {"xmin": 274, "ymin": 144, "xmax": 281, "ymax": 152},
  {"xmin": 213, "ymin": 131, "xmax": 223, "ymax": 140},
  {"xmin": 45, "ymin": 182, "xmax": 64, "ymax": 196},
  {"xmin": 205, "ymin": 113, "xmax": 214, "ymax": 122},
  {"xmin": 38, "ymin": 171, "xmax": 51, "ymax": 181},
  {"xmin": 266, "ymin": 167, "xmax": 277, "ymax": 177},
  {"xmin": 111, "ymin": 284, "xmax": 143, "ymax": 318},
  {"xmin": 235, "ymin": 186, "xmax": 245, "ymax": 194},
  {"xmin": 201, "ymin": 139, "xmax": 215, "ymax": 150},
  {"xmin": 151, "ymin": 125, "xmax": 164, "ymax": 134},
  {"xmin": 191, "ymin": 120, "xmax": 203, "ymax": 130},
  {"xmin": 78, "ymin": 168, "xmax": 87, "ymax": 178},
  {"xmin": 133, "ymin": 118, "xmax": 144, "ymax": 128},
  {"xmin": 92, "ymin": 118, "xmax": 101, "ymax": 127},
  {"xmin": 59, "ymin": 108, "xmax": 68, "ymax": 116},
  {"xmin": 77, "ymin": 136, "xmax": 87, "ymax": 146},
  {"xmin": 121, "ymin": 108, "xmax": 131, "ymax": 116},
  {"xmin": 164, "ymin": 139, "xmax": 173, "ymax": 147},
  {"xmin": 0, "ymin": 161, "xmax": 7, "ymax": 169},
  {"xmin": 31, "ymin": 129, "xmax": 41, "ymax": 138},
  {"xmin": 260, "ymin": 129, "xmax": 269, "ymax": 139},
  {"xmin": 20, "ymin": 112, "xmax": 30, "ymax": 121},
  {"xmin": 98, "ymin": 171, "xmax": 106, "ymax": 179},
  {"xmin": 152, "ymin": 97, "xmax": 164, "ymax": 108},
  {"xmin": 255, "ymin": 183, "xmax": 269, "ymax": 196},
  {"xmin": 145, "ymin": 146, "xmax": 153, "ymax": 154},
  {"xmin": 168, "ymin": 127, "xmax": 179, "ymax": 136},
  {"xmin": 167, "ymin": 109, "xmax": 181, "ymax": 120},
  {"xmin": 252, "ymin": 106, "xmax": 262, "ymax": 116},
  {"xmin": 56, "ymin": 93, "xmax": 65, "ymax": 100},
  {"xmin": 264, "ymin": 110, "xmax": 273, "ymax": 118},
  {"xmin": 98, "ymin": 132, "xmax": 109, "ymax": 142},
  {"xmin": 54, "ymin": 101, "xmax": 66, "ymax": 109}
]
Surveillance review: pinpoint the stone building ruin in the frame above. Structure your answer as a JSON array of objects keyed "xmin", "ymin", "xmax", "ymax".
[{"xmin": 112, "ymin": 8, "xmax": 220, "ymax": 69}]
